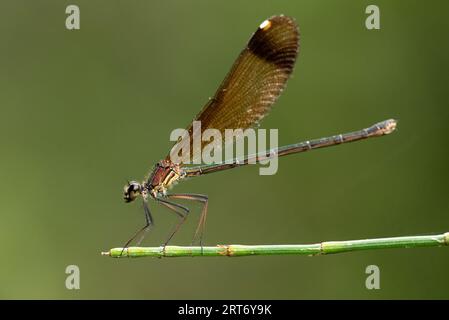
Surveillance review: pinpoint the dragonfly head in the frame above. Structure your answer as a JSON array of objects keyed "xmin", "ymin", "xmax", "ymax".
[{"xmin": 123, "ymin": 181, "xmax": 142, "ymax": 203}]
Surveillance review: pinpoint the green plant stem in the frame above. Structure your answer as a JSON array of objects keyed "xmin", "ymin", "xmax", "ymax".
[{"xmin": 101, "ymin": 232, "xmax": 449, "ymax": 258}]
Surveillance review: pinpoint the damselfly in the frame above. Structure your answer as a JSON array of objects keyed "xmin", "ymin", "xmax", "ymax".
[{"xmin": 122, "ymin": 15, "xmax": 397, "ymax": 249}]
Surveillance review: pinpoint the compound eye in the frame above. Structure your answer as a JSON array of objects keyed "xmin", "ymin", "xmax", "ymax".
[{"xmin": 123, "ymin": 182, "xmax": 141, "ymax": 202}]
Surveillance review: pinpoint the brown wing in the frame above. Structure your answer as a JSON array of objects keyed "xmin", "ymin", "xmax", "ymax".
[{"xmin": 169, "ymin": 15, "xmax": 300, "ymax": 164}]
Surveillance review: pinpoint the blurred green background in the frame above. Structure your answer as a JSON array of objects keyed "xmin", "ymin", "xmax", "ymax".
[{"xmin": 0, "ymin": 0, "xmax": 448, "ymax": 299}]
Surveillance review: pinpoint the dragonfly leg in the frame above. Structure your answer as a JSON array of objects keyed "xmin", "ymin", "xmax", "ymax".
[
  {"xmin": 166, "ymin": 193, "xmax": 209, "ymax": 252},
  {"xmin": 156, "ymin": 198, "xmax": 190, "ymax": 253},
  {"xmin": 120, "ymin": 199, "xmax": 153, "ymax": 256}
]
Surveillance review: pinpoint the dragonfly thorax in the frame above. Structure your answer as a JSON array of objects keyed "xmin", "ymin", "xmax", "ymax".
[{"xmin": 146, "ymin": 160, "xmax": 184, "ymax": 198}]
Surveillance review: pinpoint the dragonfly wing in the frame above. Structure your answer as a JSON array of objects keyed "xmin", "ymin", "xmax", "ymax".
[{"xmin": 169, "ymin": 15, "xmax": 300, "ymax": 164}]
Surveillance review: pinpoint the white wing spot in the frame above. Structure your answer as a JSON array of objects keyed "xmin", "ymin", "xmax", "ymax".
[{"xmin": 259, "ymin": 19, "xmax": 272, "ymax": 31}]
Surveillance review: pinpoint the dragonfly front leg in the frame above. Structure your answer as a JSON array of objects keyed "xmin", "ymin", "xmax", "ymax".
[{"xmin": 120, "ymin": 198, "xmax": 153, "ymax": 256}]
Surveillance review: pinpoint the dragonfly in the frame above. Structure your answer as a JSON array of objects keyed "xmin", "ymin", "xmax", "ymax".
[{"xmin": 122, "ymin": 15, "xmax": 397, "ymax": 250}]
